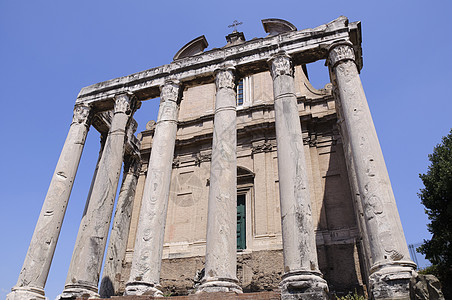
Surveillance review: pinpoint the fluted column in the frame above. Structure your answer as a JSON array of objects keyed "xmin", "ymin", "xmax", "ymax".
[
  {"xmin": 197, "ymin": 67, "xmax": 242, "ymax": 294},
  {"xmin": 7, "ymin": 104, "xmax": 92, "ymax": 300},
  {"xmin": 125, "ymin": 80, "xmax": 181, "ymax": 297},
  {"xmin": 59, "ymin": 93, "xmax": 137, "ymax": 299},
  {"xmin": 268, "ymin": 52, "xmax": 328, "ymax": 300},
  {"xmin": 327, "ymin": 42, "xmax": 416, "ymax": 299},
  {"xmin": 100, "ymin": 153, "xmax": 141, "ymax": 298}
]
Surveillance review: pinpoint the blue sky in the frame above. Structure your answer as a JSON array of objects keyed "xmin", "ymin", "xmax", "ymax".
[{"xmin": 1, "ymin": 1, "xmax": 451, "ymax": 299}]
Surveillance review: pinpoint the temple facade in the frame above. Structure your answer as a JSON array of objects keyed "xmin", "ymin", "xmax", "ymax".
[{"xmin": 8, "ymin": 17, "xmax": 417, "ymax": 300}]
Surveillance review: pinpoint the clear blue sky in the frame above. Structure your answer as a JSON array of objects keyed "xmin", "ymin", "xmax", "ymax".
[{"xmin": 1, "ymin": 1, "xmax": 451, "ymax": 299}]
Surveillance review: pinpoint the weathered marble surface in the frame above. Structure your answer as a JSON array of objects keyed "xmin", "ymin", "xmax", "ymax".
[
  {"xmin": 410, "ymin": 273, "xmax": 445, "ymax": 300},
  {"xmin": 269, "ymin": 52, "xmax": 328, "ymax": 300},
  {"xmin": 125, "ymin": 81, "xmax": 181, "ymax": 297},
  {"xmin": 328, "ymin": 43, "xmax": 416, "ymax": 299},
  {"xmin": 59, "ymin": 93, "xmax": 136, "ymax": 299},
  {"xmin": 7, "ymin": 104, "xmax": 92, "ymax": 300},
  {"xmin": 336, "ymin": 116, "xmax": 372, "ymax": 279},
  {"xmin": 100, "ymin": 154, "xmax": 141, "ymax": 298},
  {"xmin": 197, "ymin": 67, "xmax": 241, "ymax": 294}
]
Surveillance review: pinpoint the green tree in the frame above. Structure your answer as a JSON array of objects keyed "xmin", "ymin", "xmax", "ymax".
[{"xmin": 418, "ymin": 129, "xmax": 452, "ymax": 299}]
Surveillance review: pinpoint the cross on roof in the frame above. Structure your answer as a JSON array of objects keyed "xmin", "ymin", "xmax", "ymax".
[{"xmin": 228, "ymin": 20, "xmax": 243, "ymax": 32}]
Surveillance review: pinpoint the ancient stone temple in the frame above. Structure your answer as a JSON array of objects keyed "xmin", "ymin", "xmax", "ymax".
[{"xmin": 7, "ymin": 17, "xmax": 418, "ymax": 300}]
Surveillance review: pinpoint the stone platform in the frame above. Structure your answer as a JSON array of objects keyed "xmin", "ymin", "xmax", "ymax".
[{"xmin": 79, "ymin": 291, "xmax": 281, "ymax": 300}]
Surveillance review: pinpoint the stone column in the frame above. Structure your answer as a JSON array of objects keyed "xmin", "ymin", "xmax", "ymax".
[
  {"xmin": 7, "ymin": 104, "xmax": 91, "ymax": 300},
  {"xmin": 336, "ymin": 116, "xmax": 372, "ymax": 275},
  {"xmin": 268, "ymin": 52, "xmax": 328, "ymax": 300},
  {"xmin": 125, "ymin": 80, "xmax": 181, "ymax": 297},
  {"xmin": 196, "ymin": 67, "xmax": 242, "ymax": 294},
  {"xmin": 81, "ymin": 133, "xmax": 107, "ymax": 218},
  {"xmin": 327, "ymin": 42, "xmax": 416, "ymax": 299},
  {"xmin": 59, "ymin": 93, "xmax": 137, "ymax": 299},
  {"xmin": 100, "ymin": 153, "xmax": 141, "ymax": 298}
]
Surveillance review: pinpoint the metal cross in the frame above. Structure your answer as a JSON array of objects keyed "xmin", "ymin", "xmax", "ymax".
[{"xmin": 228, "ymin": 20, "xmax": 243, "ymax": 32}]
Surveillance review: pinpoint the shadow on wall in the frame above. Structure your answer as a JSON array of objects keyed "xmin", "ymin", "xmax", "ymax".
[
  {"xmin": 99, "ymin": 276, "xmax": 114, "ymax": 298},
  {"xmin": 314, "ymin": 122, "xmax": 366, "ymax": 297}
]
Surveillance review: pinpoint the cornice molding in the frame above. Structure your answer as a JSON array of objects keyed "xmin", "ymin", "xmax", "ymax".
[{"xmin": 75, "ymin": 16, "xmax": 361, "ymax": 110}]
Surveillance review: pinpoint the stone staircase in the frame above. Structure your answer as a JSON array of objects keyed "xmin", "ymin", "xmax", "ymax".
[{"xmin": 78, "ymin": 291, "xmax": 281, "ymax": 300}]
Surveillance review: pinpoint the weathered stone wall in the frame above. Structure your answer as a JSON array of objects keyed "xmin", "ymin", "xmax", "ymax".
[
  {"xmin": 121, "ymin": 247, "xmax": 363, "ymax": 296},
  {"xmin": 159, "ymin": 250, "xmax": 284, "ymax": 296}
]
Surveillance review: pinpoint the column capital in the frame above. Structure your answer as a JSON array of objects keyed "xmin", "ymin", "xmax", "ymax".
[
  {"xmin": 160, "ymin": 80, "xmax": 181, "ymax": 103},
  {"xmin": 157, "ymin": 81, "xmax": 180, "ymax": 124},
  {"xmin": 114, "ymin": 92, "xmax": 137, "ymax": 114},
  {"xmin": 268, "ymin": 51, "xmax": 293, "ymax": 79},
  {"xmin": 327, "ymin": 42, "xmax": 356, "ymax": 69},
  {"xmin": 72, "ymin": 104, "xmax": 92, "ymax": 126},
  {"xmin": 214, "ymin": 66, "xmax": 236, "ymax": 91}
]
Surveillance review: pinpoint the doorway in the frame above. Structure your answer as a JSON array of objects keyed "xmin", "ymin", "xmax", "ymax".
[{"xmin": 237, "ymin": 194, "xmax": 246, "ymax": 250}]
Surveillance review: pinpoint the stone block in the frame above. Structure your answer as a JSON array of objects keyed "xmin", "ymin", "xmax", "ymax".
[{"xmin": 409, "ymin": 274, "xmax": 445, "ymax": 300}]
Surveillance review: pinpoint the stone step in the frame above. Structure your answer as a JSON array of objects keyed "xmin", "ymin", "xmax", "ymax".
[{"xmin": 78, "ymin": 291, "xmax": 281, "ymax": 300}]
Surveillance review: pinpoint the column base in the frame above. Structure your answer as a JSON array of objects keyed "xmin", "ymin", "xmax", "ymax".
[
  {"xmin": 57, "ymin": 284, "xmax": 99, "ymax": 300},
  {"xmin": 196, "ymin": 278, "xmax": 243, "ymax": 294},
  {"xmin": 124, "ymin": 281, "xmax": 163, "ymax": 297},
  {"xmin": 6, "ymin": 287, "xmax": 46, "ymax": 300},
  {"xmin": 279, "ymin": 271, "xmax": 329, "ymax": 300},
  {"xmin": 369, "ymin": 261, "xmax": 416, "ymax": 300}
]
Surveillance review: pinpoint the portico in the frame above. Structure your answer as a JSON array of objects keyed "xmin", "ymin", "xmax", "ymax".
[{"xmin": 8, "ymin": 16, "xmax": 416, "ymax": 300}]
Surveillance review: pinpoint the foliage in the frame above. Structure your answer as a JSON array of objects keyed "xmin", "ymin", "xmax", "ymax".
[
  {"xmin": 335, "ymin": 290, "xmax": 366, "ymax": 300},
  {"xmin": 418, "ymin": 264, "xmax": 440, "ymax": 276},
  {"xmin": 163, "ymin": 290, "xmax": 173, "ymax": 297},
  {"xmin": 417, "ymin": 129, "xmax": 452, "ymax": 299}
]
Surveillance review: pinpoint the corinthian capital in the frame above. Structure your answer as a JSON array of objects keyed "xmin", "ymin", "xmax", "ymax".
[
  {"xmin": 160, "ymin": 80, "xmax": 181, "ymax": 103},
  {"xmin": 268, "ymin": 52, "xmax": 293, "ymax": 79},
  {"xmin": 72, "ymin": 104, "xmax": 91, "ymax": 126},
  {"xmin": 327, "ymin": 43, "xmax": 356, "ymax": 68},
  {"xmin": 114, "ymin": 92, "xmax": 135, "ymax": 114},
  {"xmin": 215, "ymin": 67, "xmax": 236, "ymax": 91}
]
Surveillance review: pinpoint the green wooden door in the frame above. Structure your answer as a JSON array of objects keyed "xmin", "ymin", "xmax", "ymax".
[{"xmin": 237, "ymin": 194, "xmax": 246, "ymax": 250}]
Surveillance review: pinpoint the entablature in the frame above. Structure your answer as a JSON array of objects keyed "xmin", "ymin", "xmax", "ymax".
[
  {"xmin": 75, "ymin": 16, "xmax": 362, "ymax": 112},
  {"xmin": 139, "ymin": 100, "xmax": 338, "ymax": 156}
]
